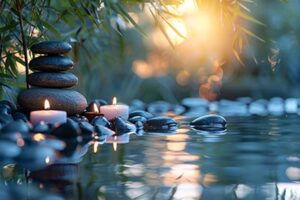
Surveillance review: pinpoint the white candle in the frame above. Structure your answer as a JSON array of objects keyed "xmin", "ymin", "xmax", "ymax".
[
  {"xmin": 100, "ymin": 97, "xmax": 129, "ymax": 120},
  {"xmin": 30, "ymin": 99, "xmax": 67, "ymax": 125}
]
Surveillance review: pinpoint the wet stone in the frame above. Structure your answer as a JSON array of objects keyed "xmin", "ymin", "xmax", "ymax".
[
  {"xmin": 18, "ymin": 88, "xmax": 87, "ymax": 115},
  {"xmin": 28, "ymin": 72, "xmax": 78, "ymax": 88},
  {"xmin": 190, "ymin": 114, "xmax": 226, "ymax": 131},
  {"xmin": 147, "ymin": 101, "xmax": 171, "ymax": 115},
  {"xmin": 130, "ymin": 99, "xmax": 146, "ymax": 111},
  {"xmin": 79, "ymin": 121, "xmax": 94, "ymax": 135},
  {"xmin": 129, "ymin": 116, "xmax": 147, "ymax": 124},
  {"xmin": 144, "ymin": 116, "xmax": 177, "ymax": 132},
  {"xmin": 285, "ymin": 98, "xmax": 298, "ymax": 114},
  {"xmin": 95, "ymin": 125, "xmax": 114, "ymax": 137},
  {"xmin": 13, "ymin": 112, "xmax": 28, "ymax": 122},
  {"xmin": 0, "ymin": 140, "xmax": 21, "ymax": 158},
  {"xmin": 69, "ymin": 115, "xmax": 89, "ymax": 123},
  {"xmin": 268, "ymin": 97, "xmax": 284, "ymax": 116},
  {"xmin": 91, "ymin": 115, "xmax": 111, "ymax": 128},
  {"xmin": 51, "ymin": 119, "xmax": 80, "ymax": 139},
  {"xmin": 0, "ymin": 104, "xmax": 11, "ymax": 115},
  {"xmin": 29, "ymin": 56, "xmax": 73, "ymax": 72},
  {"xmin": 0, "ymin": 114, "xmax": 13, "ymax": 125},
  {"xmin": 1, "ymin": 120, "xmax": 29, "ymax": 134},
  {"xmin": 129, "ymin": 110, "xmax": 153, "ymax": 120},
  {"xmin": 16, "ymin": 144, "xmax": 57, "ymax": 171},
  {"xmin": 112, "ymin": 117, "xmax": 136, "ymax": 135},
  {"xmin": 30, "ymin": 41, "xmax": 72, "ymax": 54},
  {"xmin": 0, "ymin": 100, "xmax": 17, "ymax": 112},
  {"xmin": 181, "ymin": 98, "xmax": 209, "ymax": 108},
  {"xmin": 33, "ymin": 122, "xmax": 49, "ymax": 133}
]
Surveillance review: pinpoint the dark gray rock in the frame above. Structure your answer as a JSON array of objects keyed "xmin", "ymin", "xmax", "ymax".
[
  {"xmin": 79, "ymin": 121, "xmax": 94, "ymax": 135},
  {"xmin": 28, "ymin": 72, "xmax": 78, "ymax": 88},
  {"xmin": 30, "ymin": 41, "xmax": 72, "ymax": 54},
  {"xmin": 51, "ymin": 119, "xmax": 81, "ymax": 139},
  {"xmin": 1, "ymin": 120, "xmax": 29, "ymax": 134},
  {"xmin": 13, "ymin": 112, "xmax": 28, "ymax": 122},
  {"xmin": 129, "ymin": 116, "xmax": 147, "ymax": 124},
  {"xmin": 0, "ymin": 104, "xmax": 11, "ymax": 114},
  {"xmin": 16, "ymin": 144, "xmax": 57, "ymax": 170},
  {"xmin": 190, "ymin": 114, "xmax": 226, "ymax": 131},
  {"xmin": 18, "ymin": 88, "xmax": 87, "ymax": 115},
  {"xmin": 33, "ymin": 121, "xmax": 49, "ymax": 133},
  {"xmin": 0, "ymin": 100, "xmax": 17, "ymax": 112},
  {"xmin": 95, "ymin": 125, "xmax": 114, "ymax": 137},
  {"xmin": 29, "ymin": 56, "xmax": 73, "ymax": 72},
  {"xmin": 129, "ymin": 110, "xmax": 153, "ymax": 119},
  {"xmin": 0, "ymin": 140, "xmax": 21, "ymax": 158},
  {"xmin": 91, "ymin": 115, "xmax": 111, "ymax": 127},
  {"xmin": 0, "ymin": 114, "xmax": 13, "ymax": 125},
  {"xmin": 144, "ymin": 116, "xmax": 177, "ymax": 132},
  {"xmin": 111, "ymin": 117, "xmax": 136, "ymax": 135},
  {"xmin": 69, "ymin": 114, "xmax": 89, "ymax": 123},
  {"xmin": 147, "ymin": 101, "xmax": 171, "ymax": 115}
]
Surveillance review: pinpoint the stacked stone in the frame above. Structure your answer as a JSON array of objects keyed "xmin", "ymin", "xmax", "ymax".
[{"xmin": 18, "ymin": 41, "xmax": 87, "ymax": 115}]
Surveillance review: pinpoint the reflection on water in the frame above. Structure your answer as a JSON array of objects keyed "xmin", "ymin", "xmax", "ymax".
[{"xmin": 3, "ymin": 116, "xmax": 300, "ymax": 199}]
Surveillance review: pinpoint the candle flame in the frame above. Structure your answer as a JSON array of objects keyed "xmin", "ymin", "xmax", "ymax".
[
  {"xmin": 113, "ymin": 136, "xmax": 117, "ymax": 151},
  {"xmin": 44, "ymin": 99, "xmax": 50, "ymax": 110},
  {"xmin": 93, "ymin": 103, "xmax": 99, "ymax": 113},
  {"xmin": 112, "ymin": 97, "xmax": 117, "ymax": 105}
]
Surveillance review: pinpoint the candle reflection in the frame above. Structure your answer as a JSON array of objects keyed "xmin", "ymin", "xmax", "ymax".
[
  {"xmin": 113, "ymin": 136, "xmax": 117, "ymax": 151},
  {"xmin": 93, "ymin": 141, "xmax": 99, "ymax": 153},
  {"xmin": 105, "ymin": 134, "xmax": 130, "ymax": 152},
  {"xmin": 44, "ymin": 99, "xmax": 50, "ymax": 109},
  {"xmin": 33, "ymin": 133, "xmax": 46, "ymax": 141}
]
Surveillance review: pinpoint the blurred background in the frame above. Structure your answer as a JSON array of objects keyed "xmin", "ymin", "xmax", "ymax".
[{"xmin": 1, "ymin": 0, "xmax": 300, "ymax": 103}]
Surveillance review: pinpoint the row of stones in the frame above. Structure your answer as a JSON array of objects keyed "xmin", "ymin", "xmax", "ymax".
[
  {"xmin": 18, "ymin": 41, "xmax": 87, "ymax": 115},
  {"xmin": 28, "ymin": 41, "xmax": 77, "ymax": 88}
]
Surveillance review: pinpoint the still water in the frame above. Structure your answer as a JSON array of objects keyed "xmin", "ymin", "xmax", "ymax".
[{"xmin": 72, "ymin": 115, "xmax": 300, "ymax": 200}]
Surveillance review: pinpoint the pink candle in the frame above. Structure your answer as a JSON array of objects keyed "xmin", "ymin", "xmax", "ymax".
[
  {"xmin": 100, "ymin": 97, "xmax": 129, "ymax": 120},
  {"xmin": 30, "ymin": 99, "xmax": 67, "ymax": 125}
]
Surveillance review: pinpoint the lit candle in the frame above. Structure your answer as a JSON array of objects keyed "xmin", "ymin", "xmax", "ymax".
[
  {"xmin": 84, "ymin": 103, "xmax": 102, "ymax": 121},
  {"xmin": 100, "ymin": 97, "xmax": 129, "ymax": 120},
  {"xmin": 30, "ymin": 99, "xmax": 67, "ymax": 125}
]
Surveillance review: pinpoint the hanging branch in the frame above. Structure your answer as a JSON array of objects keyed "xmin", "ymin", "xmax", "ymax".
[{"xmin": 15, "ymin": 0, "xmax": 29, "ymax": 89}]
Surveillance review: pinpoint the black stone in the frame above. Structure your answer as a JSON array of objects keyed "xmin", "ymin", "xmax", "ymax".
[
  {"xmin": 1, "ymin": 120, "xmax": 29, "ymax": 134},
  {"xmin": 144, "ymin": 116, "xmax": 177, "ymax": 132},
  {"xmin": 16, "ymin": 144, "xmax": 56, "ymax": 170},
  {"xmin": 129, "ymin": 116, "xmax": 147, "ymax": 124},
  {"xmin": 30, "ymin": 41, "xmax": 72, "ymax": 54},
  {"xmin": 33, "ymin": 122, "xmax": 49, "ymax": 133},
  {"xmin": 18, "ymin": 88, "xmax": 87, "ymax": 115},
  {"xmin": 29, "ymin": 55, "xmax": 73, "ymax": 72},
  {"xmin": 94, "ymin": 125, "xmax": 114, "ymax": 137},
  {"xmin": 13, "ymin": 112, "xmax": 28, "ymax": 122},
  {"xmin": 0, "ymin": 140, "xmax": 21, "ymax": 158},
  {"xmin": 69, "ymin": 115, "xmax": 89, "ymax": 123},
  {"xmin": 0, "ymin": 114, "xmax": 13, "ymax": 125},
  {"xmin": 0, "ymin": 100, "xmax": 17, "ymax": 112},
  {"xmin": 147, "ymin": 101, "xmax": 171, "ymax": 115},
  {"xmin": 79, "ymin": 121, "xmax": 94, "ymax": 135},
  {"xmin": 129, "ymin": 110, "xmax": 153, "ymax": 119},
  {"xmin": 0, "ymin": 104, "xmax": 11, "ymax": 115},
  {"xmin": 51, "ymin": 119, "xmax": 81, "ymax": 139},
  {"xmin": 190, "ymin": 114, "xmax": 227, "ymax": 131},
  {"xmin": 28, "ymin": 72, "xmax": 78, "ymax": 88},
  {"xmin": 111, "ymin": 117, "xmax": 136, "ymax": 135},
  {"xmin": 91, "ymin": 115, "xmax": 111, "ymax": 128}
]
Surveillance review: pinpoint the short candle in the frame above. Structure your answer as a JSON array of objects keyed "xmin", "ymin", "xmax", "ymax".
[
  {"xmin": 30, "ymin": 99, "xmax": 67, "ymax": 125},
  {"xmin": 100, "ymin": 97, "xmax": 129, "ymax": 120}
]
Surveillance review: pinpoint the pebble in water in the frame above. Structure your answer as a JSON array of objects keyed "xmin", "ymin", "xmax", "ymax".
[
  {"xmin": 147, "ymin": 101, "xmax": 171, "ymax": 115},
  {"xmin": 181, "ymin": 97, "xmax": 209, "ymax": 109},
  {"xmin": 94, "ymin": 125, "xmax": 114, "ymax": 137},
  {"xmin": 111, "ymin": 117, "xmax": 136, "ymax": 135},
  {"xmin": 33, "ymin": 121, "xmax": 49, "ymax": 133},
  {"xmin": 91, "ymin": 115, "xmax": 111, "ymax": 128},
  {"xmin": 129, "ymin": 116, "xmax": 147, "ymax": 124},
  {"xmin": 190, "ymin": 114, "xmax": 226, "ymax": 131},
  {"xmin": 130, "ymin": 99, "xmax": 146, "ymax": 111},
  {"xmin": 268, "ymin": 97, "xmax": 284, "ymax": 116},
  {"xmin": 249, "ymin": 100, "xmax": 268, "ymax": 116},
  {"xmin": 79, "ymin": 121, "xmax": 94, "ymax": 135},
  {"xmin": 1, "ymin": 120, "xmax": 30, "ymax": 134},
  {"xmin": 129, "ymin": 110, "xmax": 153, "ymax": 120},
  {"xmin": 144, "ymin": 116, "xmax": 177, "ymax": 132},
  {"xmin": 285, "ymin": 98, "xmax": 298, "ymax": 114},
  {"xmin": 218, "ymin": 100, "xmax": 248, "ymax": 116},
  {"xmin": 51, "ymin": 119, "xmax": 81, "ymax": 139}
]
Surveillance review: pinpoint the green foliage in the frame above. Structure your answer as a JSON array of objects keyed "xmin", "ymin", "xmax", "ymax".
[{"xmin": 0, "ymin": 0, "xmax": 286, "ymax": 100}]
